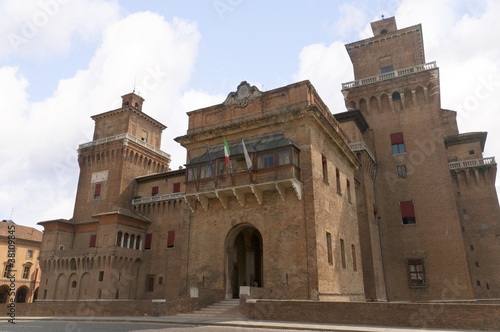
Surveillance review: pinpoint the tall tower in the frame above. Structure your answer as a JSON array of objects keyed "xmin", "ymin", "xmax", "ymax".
[
  {"xmin": 341, "ymin": 17, "xmax": 477, "ymax": 301},
  {"xmin": 73, "ymin": 92, "xmax": 171, "ymax": 224}
]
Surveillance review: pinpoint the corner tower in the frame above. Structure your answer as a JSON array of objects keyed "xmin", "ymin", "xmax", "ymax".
[{"xmin": 341, "ymin": 17, "xmax": 477, "ymax": 301}]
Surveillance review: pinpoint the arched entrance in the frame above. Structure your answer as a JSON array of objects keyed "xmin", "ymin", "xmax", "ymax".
[
  {"xmin": 225, "ymin": 224, "xmax": 263, "ymax": 299},
  {"xmin": 0, "ymin": 285, "xmax": 9, "ymax": 303},
  {"xmin": 16, "ymin": 286, "xmax": 28, "ymax": 303}
]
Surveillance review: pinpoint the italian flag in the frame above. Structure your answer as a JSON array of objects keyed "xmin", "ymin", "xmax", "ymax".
[{"xmin": 223, "ymin": 137, "xmax": 231, "ymax": 167}]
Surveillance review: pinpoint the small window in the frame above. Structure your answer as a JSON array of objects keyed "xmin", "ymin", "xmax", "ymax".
[
  {"xmin": 159, "ymin": 277, "xmax": 163, "ymax": 285},
  {"xmin": 145, "ymin": 233, "xmax": 152, "ymax": 250},
  {"xmin": 463, "ymin": 209, "xmax": 467, "ymax": 215},
  {"xmin": 381, "ymin": 65, "xmax": 393, "ymax": 73},
  {"xmin": 98, "ymin": 289, "xmax": 102, "ymax": 299},
  {"xmin": 322, "ymin": 155, "xmax": 328, "ymax": 182},
  {"xmin": 23, "ymin": 266, "xmax": 30, "ymax": 279},
  {"xmin": 346, "ymin": 179, "xmax": 352, "ymax": 203},
  {"xmin": 3, "ymin": 265, "xmax": 11, "ymax": 278},
  {"xmin": 292, "ymin": 150, "xmax": 299, "ymax": 166},
  {"xmin": 99, "ymin": 271, "xmax": 104, "ymax": 282},
  {"xmin": 278, "ymin": 150, "xmax": 290, "ymax": 165},
  {"xmin": 218, "ymin": 160, "xmax": 232, "ymax": 175},
  {"xmin": 89, "ymin": 234, "xmax": 97, "ymax": 248},
  {"xmin": 147, "ymin": 275, "xmax": 155, "ymax": 292},
  {"xmin": 71, "ymin": 281, "xmax": 77, "ymax": 288},
  {"xmin": 326, "ymin": 232, "xmax": 333, "ymax": 265},
  {"xmin": 390, "ymin": 133, "xmax": 405, "ymax": 154},
  {"xmin": 257, "ymin": 153, "xmax": 274, "ymax": 168},
  {"xmin": 135, "ymin": 102, "xmax": 139, "ymax": 109},
  {"xmin": 352, "ymin": 244, "xmax": 357, "ymax": 271},
  {"xmin": 340, "ymin": 239, "xmax": 346, "ymax": 269},
  {"xmin": 470, "ymin": 245, "xmax": 475, "ymax": 251},
  {"xmin": 482, "ymin": 223, "xmax": 488, "ymax": 230},
  {"xmin": 187, "ymin": 167, "xmax": 197, "ymax": 181},
  {"xmin": 408, "ymin": 259, "xmax": 426, "ymax": 287},
  {"xmin": 476, "ymin": 280, "xmax": 481, "ymax": 287},
  {"xmin": 392, "ymin": 92, "xmax": 401, "ymax": 101},
  {"xmin": 59, "ymin": 245, "xmax": 64, "ymax": 251},
  {"xmin": 400, "ymin": 201, "xmax": 416, "ymax": 224},
  {"xmin": 336, "ymin": 168, "xmax": 341, "ymax": 194},
  {"xmin": 173, "ymin": 183, "xmax": 181, "ymax": 193},
  {"xmin": 94, "ymin": 183, "xmax": 101, "ymax": 199},
  {"xmin": 152, "ymin": 186, "xmax": 159, "ymax": 196},
  {"xmin": 397, "ymin": 165, "xmax": 407, "ymax": 178},
  {"xmin": 469, "ymin": 150, "xmax": 475, "ymax": 155},
  {"xmin": 475, "ymin": 261, "xmax": 480, "ymax": 268},
  {"xmin": 457, "ymin": 192, "xmax": 461, "ymax": 198},
  {"xmin": 461, "ymin": 226, "xmax": 465, "ymax": 232},
  {"xmin": 167, "ymin": 231, "xmax": 175, "ymax": 248},
  {"xmin": 115, "ymin": 289, "xmax": 119, "ymax": 299},
  {"xmin": 27, "ymin": 250, "xmax": 33, "ymax": 259},
  {"xmin": 381, "ymin": 29, "xmax": 388, "ymax": 35}
]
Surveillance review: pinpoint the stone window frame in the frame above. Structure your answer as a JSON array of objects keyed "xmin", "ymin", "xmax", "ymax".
[{"xmin": 407, "ymin": 258, "xmax": 426, "ymax": 288}]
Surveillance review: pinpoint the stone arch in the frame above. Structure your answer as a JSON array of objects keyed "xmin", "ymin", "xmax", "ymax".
[
  {"xmin": 124, "ymin": 233, "xmax": 129, "ymax": 248},
  {"xmin": 136, "ymin": 236, "xmax": 142, "ymax": 250},
  {"xmin": 67, "ymin": 273, "xmax": 79, "ymax": 300},
  {"xmin": 79, "ymin": 272, "xmax": 91, "ymax": 300},
  {"xmin": 428, "ymin": 83, "xmax": 437, "ymax": 104},
  {"xmin": 359, "ymin": 98, "xmax": 367, "ymax": 112},
  {"xmin": 416, "ymin": 86, "xmax": 426, "ymax": 106},
  {"xmin": 348, "ymin": 100, "xmax": 356, "ymax": 110},
  {"xmin": 16, "ymin": 286, "xmax": 29, "ymax": 303},
  {"xmin": 54, "ymin": 273, "xmax": 67, "ymax": 300},
  {"xmin": 369, "ymin": 96, "xmax": 379, "ymax": 113},
  {"xmin": 224, "ymin": 223, "xmax": 263, "ymax": 299},
  {"xmin": 392, "ymin": 91, "xmax": 402, "ymax": 111},
  {"xmin": 116, "ymin": 231, "xmax": 123, "ymax": 247},
  {"xmin": 404, "ymin": 88, "xmax": 414, "ymax": 108},
  {"xmin": 0, "ymin": 285, "xmax": 9, "ymax": 303},
  {"xmin": 380, "ymin": 93, "xmax": 390, "ymax": 112}
]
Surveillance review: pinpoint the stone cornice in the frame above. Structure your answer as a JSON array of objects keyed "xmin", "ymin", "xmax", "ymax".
[{"xmin": 91, "ymin": 107, "xmax": 167, "ymax": 130}]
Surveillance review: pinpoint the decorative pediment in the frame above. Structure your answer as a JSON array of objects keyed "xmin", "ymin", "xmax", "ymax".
[{"xmin": 223, "ymin": 81, "xmax": 262, "ymax": 108}]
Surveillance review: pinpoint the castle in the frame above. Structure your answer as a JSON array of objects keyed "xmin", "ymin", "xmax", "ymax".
[{"xmin": 36, "ymin": 17, "xmax": 500, "ymax": 307}]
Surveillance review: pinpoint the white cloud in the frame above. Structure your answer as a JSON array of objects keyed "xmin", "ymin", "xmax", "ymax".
[
  {"xmin": 0, "ymin": 0, "xmax": 121, "ymax": 60},
  {"xmin": 0, "ymin": 11, "xmax": 205, "ymax": 228}
]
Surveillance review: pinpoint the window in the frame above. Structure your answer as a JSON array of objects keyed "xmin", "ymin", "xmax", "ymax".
[
  {"xmin": 475, "ymin": 261, "xmax": 480, "ymax": 268},
  {"xmin": 89, "ymin": 234, "xmax": 97, "ymax": 248},
  {"xmin": 27, "ymin": 250, "xmax": 33, "ymax": 259},
  {"xmin": 278, "ymin": 150, "xmax": 290, "ymax": 165},
  {"xmin": 94, "ymin": 183, "xmax": 101, "ymax": 199},
  {"xmin": 257, "ymin": 153, "xmax": 274, "ymax": 168},
  {"xmin": 145, "ymin": 233, "xmax": 152, "ymax": 250},
  {"xmin": 135, "ymin": 236, "xmax": 141, "ymax": 250},
  {"xmin": 457, "ymin": 191, "xmax": 461, "ymax": 198},
  {"xmin": 115, "ymin": 290, "xmax": 119, "ymax": 299},
  {"xmin": 147, "ymin": 275, "xmax": 155, "ymax": 292},
  {"xmin": 167, "ymin": 231, "xmax": 175, "ymax": 248},
  {"xmin": 3, "ymin": 265, "xmax": 11, "ymax": 278},
  {"xmin": 71, "ymin": 281, "xmax": 77, "ymax": 288},
  {"xmin": 173, "ymin": 183, "xmax": 180, "ymax": 193},
  {"xmin": 470, "ymin": 245, "xmax": 475, "ymax": 251},
  {"xmin": 352, "ymin": 244, "xmax": 357, "ymax": 271},
  {"xmin": 218, "ymin": 160, "xmax": 232, "ymax": 175},
  {"xmin": 336, "ymin": 168, "xmax": 341, "ymax": 194},
  {"xmin": 381, "ymin": 29, "xmax": 388, "ymax": 35},
  {"xmin": 397, "ymin": 165, "xmax": 407, "ymax": 178},
  {"xmin": 381, "ymin": 65, "xmax": 393, "ymax": 73},
  {"xmin": 187, "ymin": 167, "xmax": 197, "ymax": 181},
  {"xmin": 476, "ymin": 280, "xmax": 481, "ymax": 287},
  {"xmin": 152, "ymin": 186, "xmax": 159, "ymax": 197},
  {"xmin": 293, "ymin": 150, "xmax": 299, "ymax": 166},
  {"xmin": 200, "ymin": 165, "xmax": 212, "ymax": 179},
  {"xmin": 322, "ymin": 155, "xmax": 328, "ymax": 182},
  {"xmin": 400, "ymin": 201, "xmax": 416, "ymax": 224},
  {"xmin": 98, "ymin": 289, "xmax": 102, "ymax": 299},
  {"xmin": 461, "ymin": 226, "xmax": 465, "ymax": 232},
  {"xmin": 340, "ymin": 239, "xmax": 346, "ymax": 269},
  {"xmin": 390, "ymin": 132, "xmax": 405, "ymax": 154},
  {"xmin": 408, "ymin": 259, "xmax": 426, "ymax": 287},
  {"xmin": 346, "ymin": 179, "xmax": 352, "ymax": 201},
  {"xmin": 99, "ymin": 271, "xmax": 104, "ymax": 281},
  {"xmin": 59, "ymin": 245, "xmax": 64, "ymax": 251},
  {"xmin": 326, "ymin": 233, "xmax": 333, "ymax": 265},
  {"xmin": 482, "ymin": 223, "xmax": 488, "ymax": 230},
  {"xmin": 159, "ymin": 277, "xmax": 163, "ymax": 285},
  {"xmin": 469, "ymin": 150, "xmax": 475, "ymax": 155},
  {"xmin": 116, "ymin": 232, "xmax": 122, "ymax": 246},
  {"xmin": 392, "ymin": 92, "xmax": 401, "ymax": 101}
]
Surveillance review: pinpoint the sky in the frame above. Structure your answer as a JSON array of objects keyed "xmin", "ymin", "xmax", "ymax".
[{"xmin": 0, "ymin": 0, "xmax": 499, "ymax": 230}]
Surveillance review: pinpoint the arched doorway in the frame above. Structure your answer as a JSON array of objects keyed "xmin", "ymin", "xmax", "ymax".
[
  {"xmin": 16, "ymin": 286, "xmax": 28, "ymax": 303},
  {"xmin": 225, "ymin": 224, "xmax": 263, "ymax": 299}
]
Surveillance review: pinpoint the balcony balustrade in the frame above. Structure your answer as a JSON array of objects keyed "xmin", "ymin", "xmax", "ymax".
[{"xmin": 449, "ymin": 157, "xmax": 496, "ymax": 170}]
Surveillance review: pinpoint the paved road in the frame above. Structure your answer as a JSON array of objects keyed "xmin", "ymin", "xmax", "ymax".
[{"xmin": 0, "ymin": 321, "xmax": 317, "ymax": 332}]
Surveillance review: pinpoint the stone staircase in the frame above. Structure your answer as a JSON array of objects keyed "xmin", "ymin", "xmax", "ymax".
[{"xmin": 176, "ymin": 299, "xmax": 241, "ymax": 319}]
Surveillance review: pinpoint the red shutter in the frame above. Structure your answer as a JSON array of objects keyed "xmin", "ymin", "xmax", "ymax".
[
  {"xmin": 94, "ymin": 184, "xmax": 101, "ymax": 196},
  {"xmin": 373, "ymin": 203, "xmax": 377, "ymax": 215},
  {"xmin": 173, "ymin": 182, "xmax": 180, "ymax": 193},
  {"xmin": 400, "ymin": 201, "xmax": 415, "ymax": 218},
  {"xmin": 152, "ymin": 186, "xmax": 159, "ymax": 195},
  {"xmin": 89, "ymin": 234, "xmax": 97, "ymax": 248},
  {"xmin": 167, "ymin": 231, "xmax": 175, "ymax": 248},
  {"xmin": 408, "ymin": 258, "xmax": 422, "ymax": 266},
  {"xmin": 145, "ymin": 233, "xmax": 152, "ymax": 250},
  {"xmin": 390, "ymin": 132, "xmax": 404, "ymax": 145}
]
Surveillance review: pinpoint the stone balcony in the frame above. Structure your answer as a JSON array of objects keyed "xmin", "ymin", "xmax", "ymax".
[
  {"xmin": 449, "ymin": 157, "xmax": 496, "ymax": 170},
  {"xmin": 183, "ymin": 164, "xmax": 302, "ymax": 212},
  {"xmin": 132, "ymin": 193, "xmax": 183, "ymax": 205},
  {"xmin": 78, "ymin": 133, "xmax": 171, "ymax": 159},
  {"xmin": 341, "ymin": 61, "xmax": 437, "ymax": 90},
  {"xmin": 349, "ymin": 141, "xmax": 376, "ymax": 164}
]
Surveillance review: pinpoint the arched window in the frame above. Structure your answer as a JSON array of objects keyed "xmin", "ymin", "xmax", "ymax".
[
  {"xmin": 130, "ymin": 235, "xmax": 135, "ymax": 249},
  {"xmin": 135, "ymin": 236, "xmax": 141, "ymax": 250},
  {"xmin": 134, "ymin": 102, "xmax": 139, "ymax": 109},
  {"xmin": 123, "ymin": 233, "xmax": 129, "ymax": 248},
  {"xmin": 116, "ymin": 232, "xmax": 122, "ymax": 247},
  {"xmin": 359, "ymin": 98, "xmax": 367, "ymax": 112},
  {"xmin": 381, "ymin": 29, "xmax": 388, "ymax": 35},
  {"xmin": 71, "ymin": 281, "xmax": 77, "ymax": 288},
  {"xmin": 392, "ymin": 92, "xmax": 402, "ymax": 111},
  {"xmin": 392, "ymin": 92, "xmax": 401, "ymax": 101}
]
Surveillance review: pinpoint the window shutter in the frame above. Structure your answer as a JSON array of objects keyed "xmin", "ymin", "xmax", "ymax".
[
  {"xmin": 400, "ymin": 201, "xmax": 415, "ymax": 218},
  {"xmin": 145, "ymin": 233, "xmax": 152, "ymax": 250},
  {"xmin": 94, "ymin": 184, "xmax": 101, "ymax": 196},
  {"xmin": 152, "ymin": 186, "xmax": 159, "ymax": 195},
  {"xmin": 167, "ymin": 231, "xmax": 175, "ymax": 248},
  {"xmin": 89, "ymin": 234, "xmax": 97, "ymax": 248},
  {"xmin": 173, "ymin": 183, "xmax": 181, "ymax": 193},
  {"xmin": 390, "ymin": 132, "xmax": 404, "ymax": 145},
  {"xmin": 408, "ymin": 258, "xmax": 422, "ymax": 266}
]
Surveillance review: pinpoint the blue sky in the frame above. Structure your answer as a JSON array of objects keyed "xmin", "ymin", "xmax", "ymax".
[{"xmin": 1, "ymin": 0, "xmax": 499, "ymax": 229}]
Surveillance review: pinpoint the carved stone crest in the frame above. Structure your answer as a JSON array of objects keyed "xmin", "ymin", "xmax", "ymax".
[{"xmin": 223, "ymin": 81, "xmax": 262, "ymax": 108}]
